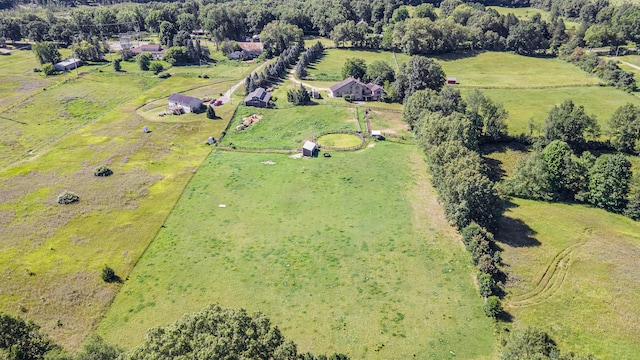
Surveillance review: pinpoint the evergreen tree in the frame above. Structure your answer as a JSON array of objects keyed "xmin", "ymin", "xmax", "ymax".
[{"xmin": 206, "ymin": 105, "xmax": 216, "ymax": 119}]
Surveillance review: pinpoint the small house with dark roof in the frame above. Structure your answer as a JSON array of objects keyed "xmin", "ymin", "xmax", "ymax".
[
  {"xmin": 168, "ymin": 93, "xmax": 203, "ymax": 113},
  {"xmin": 54, "ymin": 58, "xmax": 82, "ymax": 71},
  {"xmin": 329, "ymin": 77, "xmax": 384, "ymax": 101},
  {"xmin": 244, "ymin": 87, "xmax": 271, "ymax": 108}
]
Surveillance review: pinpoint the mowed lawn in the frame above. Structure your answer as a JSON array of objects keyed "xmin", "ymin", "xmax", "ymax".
[
  {"xmin": 222, "ymin": 104, "xmax": 359, "ymax": 149},
  {"xmin": 436, "ymin": 52, "xmax": 599, "ymax": 88},
  {"xmin": 98, "ymin": 143, "xmax": 497, "ymax": 359},
  {"xmin": 498, "ymin": 198, "xmax": 640, "ymax": 359},
  {"xmin": 305, "ymin": 48, "xmax": 409, "ymax": 88}
]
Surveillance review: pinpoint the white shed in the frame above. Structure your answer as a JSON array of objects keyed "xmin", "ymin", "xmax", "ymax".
[{"xmin": 302, "ymin": 141, "xmax": 317, "ymax": 157}]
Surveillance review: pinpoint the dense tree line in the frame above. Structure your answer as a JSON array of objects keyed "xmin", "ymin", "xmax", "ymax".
[
  {"xmin": 295, "ymin": 41, "xmax": 324, "ymax": 79},
  {"xmin": 245, "ymin": 43, "xmax": 301, "ymax": 94},
  {"xmin": 404, "ymin": 80, "xmax": 508, "ymax": 317}
]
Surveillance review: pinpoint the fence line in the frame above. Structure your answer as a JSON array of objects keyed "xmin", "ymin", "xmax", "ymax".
[
  {"xmin": 314, "ymin": 130, "xmax": 368, "ymax": 151},
  {"xmin": 216, "ymin": 146, "xmax": 299, "ymax": 154}
]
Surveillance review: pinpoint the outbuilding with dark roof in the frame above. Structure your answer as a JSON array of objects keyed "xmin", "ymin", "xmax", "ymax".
[{"xmin": 244, "ymin": 87, "xmax": 271, "ymax": 108}]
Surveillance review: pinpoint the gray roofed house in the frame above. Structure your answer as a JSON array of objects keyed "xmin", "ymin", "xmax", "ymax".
[
  {"xmin": 328, "ymin": 77, "xmax": 384, "ymax": 101},
  {"xmin": 244, "ymin": 87, "xmax": 271, "ymax": 108},
  {"xmin": 54, "ymin": 58, "xmax": 82, "ymax": 71},
  {"xmin": 168, "ymin": 93, "xmax": 203, "ymax": 113}
]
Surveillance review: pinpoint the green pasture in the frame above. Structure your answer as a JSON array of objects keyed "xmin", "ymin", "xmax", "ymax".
[
  {"xmin": 473, "ymin": 86, "xmax": 640, "ymax": 136},
  {"xmin": 436, "ymin": 52, "xmax": 599, "ymax": 88},
  {"xmin": 304, "ymin": 37, "xmax": 336, "ymax": 49},
  {"xmin": 498, "ymin": 198, "xmax": 640, "ymax": 359},
  {"xmin": 0, "ymin": 56, "xmax": 257, "ymax": 349},
  {"xmin": 98, "ymin": 143, "xmax": 496, "ymax": 359},
  {"xmin": 222, "ymin": 104, "xmax": 359, "ymax": 149},
  {"xmin": 305, "ymin": 48, "xmax": 409, "ymax": 88}
]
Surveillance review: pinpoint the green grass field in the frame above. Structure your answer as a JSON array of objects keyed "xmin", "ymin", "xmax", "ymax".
[
  {"xmin": 436, "ymin": 52, "xmax": 599, "ymax": 88},
  {"xmin": 222, "ymin": 104, "xmax": 359, "ymax": 149},
  {"xmin": 305, "ymin": 48, "xmax": 409, "ymax": 88},
  {"xmin": 0, "ymin": 53, "xmax": 257, "ymax": 349},
  {"xmin": 317, "ymin": 133, "xmax": 362, "ymax": 147},
  {"xmin": 487, "ymin": 7, "xmax": 581, "ymax": 30},
  {"xmin": 498, "ymin": 198, "xmax": 640, "ymax": 358},
  {"xmin": 473, "ymin": 86, "xmax": 640, "ymax": 136},
  {"xmin": 434, "ymin": 52, "xmax": 640, "ymax": 136},
  {"xmin": 98, "ymin": 142, "xmax": 497, "ymax": 359}
]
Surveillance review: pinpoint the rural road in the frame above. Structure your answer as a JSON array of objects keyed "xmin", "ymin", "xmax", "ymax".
[
  {"xmin": 288, "ymin": 69, "xmax": 330, "ymax": 91},
  {"xmin": 617, "ymin": 59, "xmax": 640, "ymax": 71},
  {"xmin": 218, "ymin": 60, "xmax": 273, "ymax": 105}
]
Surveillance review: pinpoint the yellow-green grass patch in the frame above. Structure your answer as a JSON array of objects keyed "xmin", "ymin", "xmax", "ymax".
[
  {"xmin": 498, "ymin": 198, "xmax": 640, "ymax": 359},
  {"xmin": 0, "ymin": 72, "xmax": 162, "ymax": 169},
  {"xmin": 317, "ymin": 133, "xmax": 362, "ymax": 147},
  {"xmin": 98, "ymin": 143, "xmax": 497, "ymax": 359}
]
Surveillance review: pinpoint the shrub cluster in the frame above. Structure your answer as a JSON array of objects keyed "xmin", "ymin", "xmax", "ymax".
[
  {"xmin": 245, "ymin": 44, "xmax": 301, "ymax": 95},
  {"xmin": 503, "ymin": 140, "xmax": 637, "ymax": 216},
  {"xmin": 101, "ymin": 266, "xmax": 117, "ymax": 283},
  {"xmin": 295, "ymin": 41, "xmax": 324, "ymax": 79},
  {"xmin": 568, "ymin": 48, "xmax": 637, "ymax": 92},
  {"xmin": 287, "ymin": 85, "xmax": 311, "ymax": 105},
  {"xmin": 57, "ymin": 191, "xmax": 79, "ymax": 205},
  {"xmin": 94, "ymin": 165, "xmax": 113, "ymax": 177}
]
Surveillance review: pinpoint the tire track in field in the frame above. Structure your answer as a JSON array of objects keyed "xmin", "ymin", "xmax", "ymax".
[{"xmin": 509, "ymin": 228, "xmax": 594, "ymax": 307}]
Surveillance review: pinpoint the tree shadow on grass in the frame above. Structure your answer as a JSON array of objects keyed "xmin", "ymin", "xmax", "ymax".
[
  {"xmin": 497, "ymin": 310, "xmax": 513, "ymax": 322},
  {"xmin": 495, "ymin": 208, "xmax": 541, "ymax": 248},
  {"xmin": 484, "ymin": 157, "xmax": 506, "ymax": 182},
  {"xmin": 433, "ymin": 50, "xmax": 486, "ymax": 62}
]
